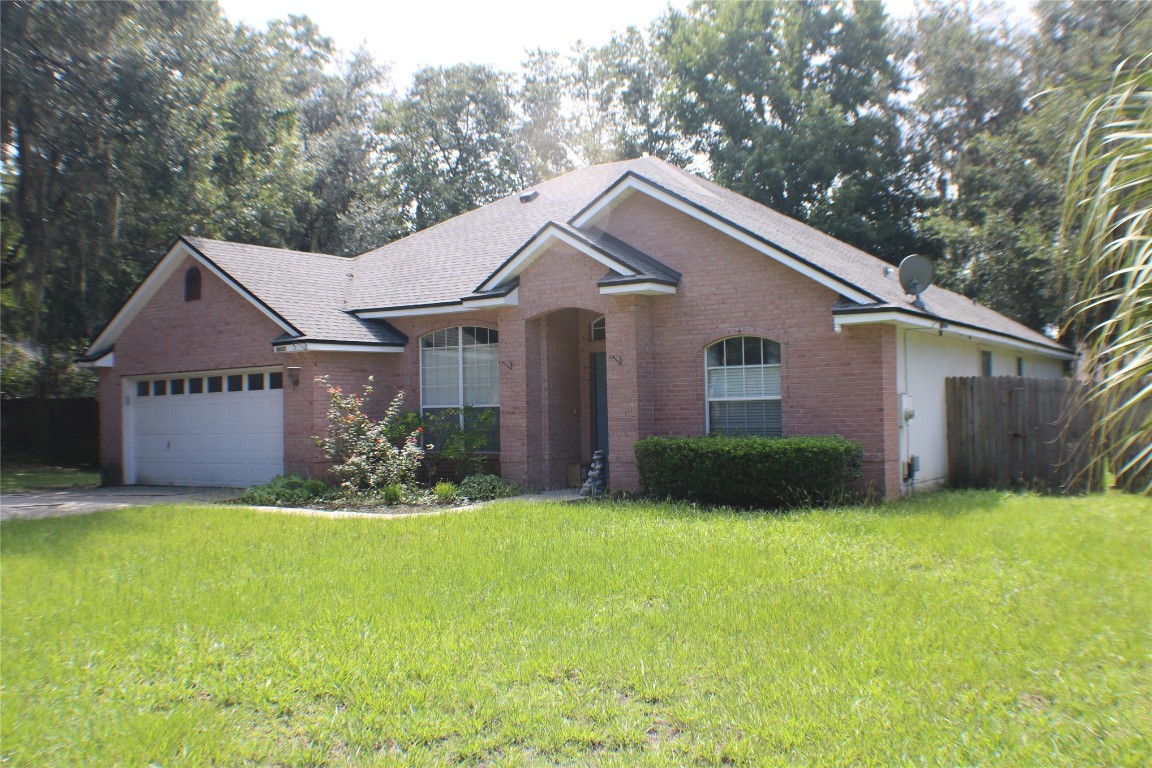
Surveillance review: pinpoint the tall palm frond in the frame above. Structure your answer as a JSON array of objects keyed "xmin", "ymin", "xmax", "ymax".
[{"xmin": 1061, "ymin": 55, "xmax": 1152, "ymax": 494}]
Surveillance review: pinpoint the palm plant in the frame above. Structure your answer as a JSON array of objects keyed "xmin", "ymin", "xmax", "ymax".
[{"xmin": 1061, "ymin": 55, "xmax": 1152, "ymax": 494}]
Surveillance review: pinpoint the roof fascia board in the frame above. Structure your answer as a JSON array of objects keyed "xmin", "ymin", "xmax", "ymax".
[
  {"xmin": 273, "ymin": 341, "xmax": 404, "ymax": 354},
  {"xmin": 571, "ymin": 174, "xmax": 876, "ymax": 305},
  {"xmin": 462, "ymin": 287, "xmax": 520, "ymax": 308},
  {"xmin": 354, "ymin": 290, "xmax": 520, "ymax": 319},
  {"xmin": 834, "ymin": 310, "xmax": 1075, "ymax": 359},
  {"xmin": 86, "ymin": 238, "xmax": 299, "ymax": 354},
  {"xmin": 75, "ymin": 351, "xmax": 115, "ymax": 368},
  {"xmin": 598, "ymin": 281, "xmax": 677, "ymax": 296},
  {"xmin": 477, "ymin": 223, "xmax": 636, "ymax": 292}
]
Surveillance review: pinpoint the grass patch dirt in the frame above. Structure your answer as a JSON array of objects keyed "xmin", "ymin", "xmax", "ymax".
[{"xmin": 1, "ymin": 491, "xmax": 1149, "ymax": 766}]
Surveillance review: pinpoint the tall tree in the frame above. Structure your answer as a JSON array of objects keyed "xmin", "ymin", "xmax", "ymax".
[
  {"xmin": 382, "ymin": 64, "xmax": 532, "ymax": 232},
  {"xmin": 0, "ymin": 1, "xmax": 338, "ymax": 393},
  {"xmin": 659, "ymin": 0, "xmax": 917, "ymax": 262},
  {"xmin": 905, "ymin": 0, "xmax": 1151, "ymax": 331}
]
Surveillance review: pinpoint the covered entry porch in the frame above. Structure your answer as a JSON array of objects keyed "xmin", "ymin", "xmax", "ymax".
[{"xmin": 496, "ymin": 301, "xmax": 654, "ymax": 491}]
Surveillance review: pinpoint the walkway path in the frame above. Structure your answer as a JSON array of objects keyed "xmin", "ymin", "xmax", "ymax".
[{"xmin": 0, "ymin": 486, "xmax": 584, "ymax": 522}]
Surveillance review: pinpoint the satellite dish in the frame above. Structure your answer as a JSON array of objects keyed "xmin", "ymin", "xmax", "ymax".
[{"xmin": 899, "ymin": 254, "xmax": 934, "ymax": 310}]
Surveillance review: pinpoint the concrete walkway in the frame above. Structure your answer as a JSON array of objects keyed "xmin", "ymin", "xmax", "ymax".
[{"xmin": 0, "ymin": 486, "xmax": 585, "ymax": 522}]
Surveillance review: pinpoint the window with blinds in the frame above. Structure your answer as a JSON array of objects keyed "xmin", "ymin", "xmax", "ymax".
[
  {"xmin": 420, "ymin": 326, "xmax": 500, "ymax": 450},
  {"xmin": 706, "ymin": 336, "xmax": 782, "ymax": 437}
]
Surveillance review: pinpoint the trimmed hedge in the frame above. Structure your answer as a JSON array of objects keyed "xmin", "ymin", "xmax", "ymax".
[{"xmin": 634, "ymin": 435, "xmax": 863, "ymax": 509}]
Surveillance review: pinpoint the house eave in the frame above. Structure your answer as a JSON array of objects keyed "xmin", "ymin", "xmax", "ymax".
[
  {"xmin": 833, "ymin": 307, "xmax": 1075, "ymax": 359},
  {"xmin": 598, "ymin": 281, "xmax": 678, "ymax": 296},
  {"xmin": 354, "ymin": 287, "xmax": 520, "ymax": 319}
]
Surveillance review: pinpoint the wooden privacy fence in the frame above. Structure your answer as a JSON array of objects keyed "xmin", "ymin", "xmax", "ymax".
[
  {"xmin": 0, "ymin": 397, "xmax": 100, "ymax": 466},
  {"xmin": 946, "ymin": 377, "xmax": 1096, "ymax": 493}
]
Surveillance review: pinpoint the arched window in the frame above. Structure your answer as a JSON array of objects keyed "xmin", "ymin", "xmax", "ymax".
[
  {"xmin": 420, "ymin": 326, "xmax": 500, "ymax": 449},
  {"xmin": 590, "ymin": 315, "xmax": 606, "ymax": 341},
  {"xmin": 184, "ymin": 266, "xmax": 202, "ymax": 301},
  {"xmin": 706, "ymin": 336, "xmax": 782, "ymax": 437}
]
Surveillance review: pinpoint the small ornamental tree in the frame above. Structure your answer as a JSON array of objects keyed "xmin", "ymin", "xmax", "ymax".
[{"xmin": 314, "ymin": 377, "xmax": 428, "ymax": 494}]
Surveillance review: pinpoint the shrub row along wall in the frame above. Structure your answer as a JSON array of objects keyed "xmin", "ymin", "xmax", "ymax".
[
  {"xmin": 1, "ymin": 397, "xmax": 100, "ymax": 466},
  {"xmin": 635, "ymin": 435, "xmax": 862, "ymax": 509}
]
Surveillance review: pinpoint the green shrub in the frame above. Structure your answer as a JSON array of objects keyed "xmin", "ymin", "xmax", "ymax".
[
  {"xmin": 239, "ymin": 474, "xmax": 333, "ymax": 507},
  {"xmin": 457, "ymin": 473, "xmax": 521, "ymax": 502},
  {"xmin": 634, "ymin": 435, "xmax": 862, "ymax": 509},
  {"xmin": 313, "ymin": 377, "xmax": 426, "ymax": 493},
  {"xmin": 433, "ymin": 481, "xmax": 458, "ymax": 504},
  {"xmin": 382, "ymin": 484, "xmax": 404, "ymax": 505}
]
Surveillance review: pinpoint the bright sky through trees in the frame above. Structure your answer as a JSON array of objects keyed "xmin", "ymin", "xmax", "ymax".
[{"xmin": 215, "ymin": 0, "xmax": 1033, "ymax": 89}]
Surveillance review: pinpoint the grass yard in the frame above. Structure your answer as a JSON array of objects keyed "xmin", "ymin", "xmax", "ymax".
[
  {"xmin": 1, "ymin": 492, "xmax": 1149, "ymax": 766},
  {"xmin": 0, "ymin": 464, "xmax": 100, "ymax": 494}
]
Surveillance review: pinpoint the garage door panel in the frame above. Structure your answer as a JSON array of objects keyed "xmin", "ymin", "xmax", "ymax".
[{"xmin": 130, "ymin": 369, "xmax": 283, "ymax": 487}]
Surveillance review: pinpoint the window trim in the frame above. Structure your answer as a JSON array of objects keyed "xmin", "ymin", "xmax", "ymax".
[{"xmin": 703, "ymin": 335, "xmax": 783, "ymax": 437}]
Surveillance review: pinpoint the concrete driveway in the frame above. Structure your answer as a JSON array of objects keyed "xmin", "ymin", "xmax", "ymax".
[{"xmin": 0, "ymin": 486, "xmax": 242, "ymax": 522}]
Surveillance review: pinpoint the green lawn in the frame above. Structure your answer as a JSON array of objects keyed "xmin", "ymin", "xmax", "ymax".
[
  {"xmin": 2, "ymin": 492, "xmax": 1149, "ymax": 766},
  {"xmin": 0, "ymin": 464, "xmax": 100, "ymax": 493}
]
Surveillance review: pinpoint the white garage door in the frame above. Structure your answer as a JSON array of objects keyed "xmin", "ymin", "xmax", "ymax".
[{"xmin": 127, "ymin": 368, "xmax": 284, "ymax": 487}]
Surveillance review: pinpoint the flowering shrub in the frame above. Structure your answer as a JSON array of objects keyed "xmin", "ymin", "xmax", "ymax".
[{"xmin": 314, "ymin": 377, "xmax": 428, "ymax": 494}]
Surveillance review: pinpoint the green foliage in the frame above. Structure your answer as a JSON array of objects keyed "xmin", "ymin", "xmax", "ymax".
[
  {"xmin": 660, "ymin": 0, "xmax": 918, "ymax": 263},
  {"xmin": 456, "ymin": 473, "xmax": 521, "ymax": 502},
  {"xmin": 1060, "ymin": 55, "xmax": 1152, "ymax": 494},
  {"xmin": 381, "ymin": 64, "xmax": 532, "ymax": 232},
  {"xmin": 237, "ymin": 474, "xmax": 333, "ymax": 507},
  {"xmin": 0, "ymin": 337, "xmax": 95, "ymax": 399},
  {"xmin": 432, "ymin": 481, "xmax": 458, "ymax": 504},
  {"xmin": 635, "ymin": 435, "xmax": 863, "ymax": 509},
  {"xmin": 313, "ymin": 377, "xmax": 426, "ymax": 493},
  {"xmin": 422, "ymin": 405, "xmax": 496, "ymax": 477}
]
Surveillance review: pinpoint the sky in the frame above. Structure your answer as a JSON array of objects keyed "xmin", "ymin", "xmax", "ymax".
[{"xmin": 216, "ymin": 0, "xmax": 1035, "ymax": 91}]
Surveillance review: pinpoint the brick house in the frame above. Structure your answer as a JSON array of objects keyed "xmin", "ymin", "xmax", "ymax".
[{"xmin": 81, "ymin": 157, "xmax": 1072, "ymax": 497}]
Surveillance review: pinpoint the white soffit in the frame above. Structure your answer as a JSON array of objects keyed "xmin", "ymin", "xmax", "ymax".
[
  {"xmin": 599, "ymin": 282, "xmax": 677, "ymax": 296},
  {"xmin": 273, "ymin": 342, "xmax": 403, "ymax": 353},
  {"xmin": 87, "ymin": 239, "xmax": 298, "ymax": 354},
  {"xmin": 833, "ymin": 311, "xmax": 1075, "ymax": 359},
  {"xmin": 571, "ymin": 175, "xmax": 875, "ymax": 305},
  {"xmin": 75, "ymin": 351, "xmax": 115, "ymax": 368}
]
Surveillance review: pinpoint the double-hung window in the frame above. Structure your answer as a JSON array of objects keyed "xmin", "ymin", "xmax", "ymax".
[
  {"xmin": 420, "ymin": 326, "xmax": 500, "ymax": 449},
  {"xmin": 706, "ymin": 336, "xmax": 782, "ymax": 437}
]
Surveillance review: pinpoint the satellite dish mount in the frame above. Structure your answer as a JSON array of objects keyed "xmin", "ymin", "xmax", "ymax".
[{"xmin": 898, "ymin": 254, "xmax": 935, "ymax": 311}]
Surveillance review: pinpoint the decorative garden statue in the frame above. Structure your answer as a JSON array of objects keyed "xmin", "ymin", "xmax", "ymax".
[{"xmin": 581, "ymin": 450, "xmax": 606, "ymax": 497}]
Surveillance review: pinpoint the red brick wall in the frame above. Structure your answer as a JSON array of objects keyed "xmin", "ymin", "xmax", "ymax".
[
  {"xmin": 98, "ymin": 256, "xmax": 288, "ymax": 483},
  {"xmin": 593, "ymin": 193, "xmax": 900, "ymax": 497}
]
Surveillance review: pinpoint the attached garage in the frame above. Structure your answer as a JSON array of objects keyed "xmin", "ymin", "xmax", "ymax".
[{"xmin": 124, "ymin": 368, "xmax": 284, "ymax": 487}]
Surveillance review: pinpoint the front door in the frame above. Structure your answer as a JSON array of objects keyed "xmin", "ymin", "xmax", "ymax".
[{"xmin": 591, "ymin": 352, "xmax": 609, "ymax": 461}]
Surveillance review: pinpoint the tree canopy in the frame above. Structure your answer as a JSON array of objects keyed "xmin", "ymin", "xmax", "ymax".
[{"xmin": 2, "ymin": 0, "xmax": 1148, "ymax": 396}]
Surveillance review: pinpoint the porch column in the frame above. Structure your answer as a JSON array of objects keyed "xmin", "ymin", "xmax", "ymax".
[
  {"xmin": 497, "ymin": 315, "xmax": 532, "ymax": 487},
  {"xmin": 605, "ymin": 296, "xmax": 654, "ymax": 491}
]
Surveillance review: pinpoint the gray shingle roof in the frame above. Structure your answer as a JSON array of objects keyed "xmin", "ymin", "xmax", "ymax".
[
  {"xmin": 182, "ymin": 237, "xmax": 403, "ymax": 346},
  {"xmin": 179, "ymin": 157, "xmax": 1066, "ymax": 353}
]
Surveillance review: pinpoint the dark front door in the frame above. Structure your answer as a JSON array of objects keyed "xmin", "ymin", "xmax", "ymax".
[{"xmin": 591, "ymin": 352, "xmax": 609, "ymax": 460}]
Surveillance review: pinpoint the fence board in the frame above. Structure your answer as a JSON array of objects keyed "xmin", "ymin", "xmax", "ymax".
[
  {"xmin": 945, "ymin": 377, "xmax": 1097, "ymax": 493},
  {"xmin": 0, "ymin": 397, "xmax": 99, "ymax": 465}
]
